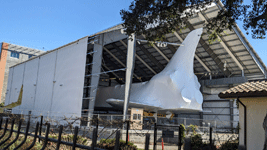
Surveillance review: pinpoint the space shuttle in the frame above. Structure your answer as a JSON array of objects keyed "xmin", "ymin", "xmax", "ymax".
[{"xmin": 95, "ymin": 28, "xmax": 204, "ymax": 113}]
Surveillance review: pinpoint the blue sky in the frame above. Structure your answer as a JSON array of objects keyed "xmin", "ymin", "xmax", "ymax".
[{"xmin": 1, "ymin": 0, "xmax": 267, "ymax": 66}]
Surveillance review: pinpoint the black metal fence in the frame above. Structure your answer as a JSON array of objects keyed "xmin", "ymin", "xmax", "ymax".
[
  {"xmin": 0, "ymin": 116, "xmax": 154, "ymax": 150},
  {"xmin": 0, "ymin": 113, "xmax": 238, "ymax": 150}
]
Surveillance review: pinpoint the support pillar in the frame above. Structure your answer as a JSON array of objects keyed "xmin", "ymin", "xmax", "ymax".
[
  {"xmin": 230, "ymin": 100, "xmax": 234, "ymax": 129},
  {"xmin": 199, "ymin": 112, "xmax": 203, "ymax": 126},
  {"xmin": 88, "ymin": 34, "xmax": 104, "ymax": 122},
  {"xmin": 123, "ymin": 34, "xmax": 136, "ymax": 121}
]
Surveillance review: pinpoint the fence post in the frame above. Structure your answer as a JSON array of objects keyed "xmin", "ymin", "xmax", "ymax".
[
  {"xmin": 0, "ymin": 119, "xmax": 9, "ymax": 140},
  {"xmin": 3, "ymin": 120, "xmax": 22, "ymax": 149},
  {"xmin": 153, "ymin": 122, "xmax": 157, "ymax": 150},
  {"xmin": 25, "ymin": 122, "xmax": 39, "ymax": 150},
  {"xmin": 209, "ymin": 127, "xmax": 213, "ymax": 146},
  {"xmin": 96, "ymin": 117, "xmax": 99, "ymax": 138},
  {"xmin": 0, "ymin": 118, "xmax": 2, "ymax": 130},
  {"xmin": 28, "ymin": 111, "xmax": 31, "ymax": 122},
  {"xmin": 56, "ymin": 125, "xmax": 63, "ymax": 150},
  {"xmin": 40, "ymin": 123, "xmax": 50, "ymax": 150},
  {"xmin": 14, "ymin": 121, "xmax": 30, "ymax": 150},
  {"xmin": 178, "ymin": 125, "xmax": 182, "ymax": 150},
  {"xmin": 145, "ymin": 133, "xmax": 150, "ymax": 150},
  {"xmin": 126, "ymin": 120, "xmax": 130, "ymax": 145},
  {"xmin": 0, "ymin": 119, "xmax": 15, "ymax": 146},
  {"xmin": 39, "ymin": 115, "xmax": 43, "ymax": 142},
  {"xmin": 114, "ymin": 130, "xmax": 120, "ymax": 150},
  {"xmin": 72, "ymin": 126, "xmax": 78, "ymax": 150},
  {"xmin": 215, "ymin": 120, "xmax": 216, "ymax": 132},
  {"xmin": 92, "ymin": 128, "xmax": 97, "ymax": 150}
]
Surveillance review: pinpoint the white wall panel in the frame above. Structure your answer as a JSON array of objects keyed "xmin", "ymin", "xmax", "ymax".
[
  {"xmin": 51, "ymin": 38, "xmax": 87, "ymax": 118},
  {"xmin": 19, "ymin": 58, "xmax": 39, "ymax": 113},
  {"xmin": 33, "ymin": 51, "xmax": 57, "ymax": 116},
  {"xmin": 9, "ymin": 64, "xmax": 25, "ymax": 114},
  {"xmin": 4, "ymin": 67, "xmax": 14, "ymax": 106}
]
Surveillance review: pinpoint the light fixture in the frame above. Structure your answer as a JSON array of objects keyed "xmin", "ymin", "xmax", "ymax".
[{"xmin": 224, "ymin": 61, "xmax": 227, "ymax": 71}]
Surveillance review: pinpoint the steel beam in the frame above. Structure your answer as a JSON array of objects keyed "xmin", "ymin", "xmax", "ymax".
[
  {"xmin": 103, "ymin": 29, "xmax": 128, "ymax": 45},
  {"xmin": 232, "ymin": 26, "xmax": 267, "ymax": 77},
  {"xmin": 152, "ymin": 45, "xmax": 170, "ymax": 62},
  {"xmin": 103, "ymin": 47, "xmax": 142, "ymax": 81},
  {"xmin": 102, "ymin": 54, "xmax": 125, "ymax": 84},
  {"xmin": 185, "ymin": 22, "xmax": 231, "ymax": 76},
  {"xmin": 102, "ymin": 64, "xmax": 125, "ymax": 84},
  {"xmin": 202, "ymin": 76, "xmax": 247, "ymax": 86},
  {"xmin": 123, "ymin": 34, "xmax": 136, "ymax": 121},
  {"xmin": 88, "ymin": 34, "xmax": 104, "ymax": 121},
  {"xmin": 229, "ymin": 100, "xmax": 234, "ymax": 129},
  {"xmin": 215, "ymin": 0, "xmax": 267, "ymax": 78},
  {"xmin": 120, "ymin": 40, "xmax": 157, "ymax": 75},
  {"xmin": 111, "ymin": 43, "xmax": 149, "ymax": 80},
  {"xmin": 198, "ymin": 12, "xmax": 244, "ymax": 76},
  {"xmin": 138, "ymin": 44, "xmax": 164, "ymax": 71},
  {"xmin": 142, "ymin": 35, "xmax": 170, "ymax": 62}
]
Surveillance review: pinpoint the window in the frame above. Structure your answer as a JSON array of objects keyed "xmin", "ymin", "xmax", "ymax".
[
  {"xmin": 133, "ymin": 114, "xmax": 141, "ymax": 120},
  {"xmin": 138, "ymin": 114, "xmax": 141, "ymax": 120},
  {"xmin": 133, "ymin": 114, "xmax": 137, "ymax": 120},
  {"xmin": 28, "ymin": 54, "xmax": 33, "ymax": 59},
  {"xmin": 10, "ymin": 51, "xmax": 19, "ymax": 58}
]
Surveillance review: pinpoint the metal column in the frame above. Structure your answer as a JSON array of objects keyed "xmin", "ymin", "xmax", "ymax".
[
  {"xmin": 123, "ymin": 34, "xmax": 136, "ymax": 121},
  {"xmin": 230, "ymin": 100, "xmax": 234, "ymax": 129},
  {"xmin": 88, "ymin": 34, "xmax": 104, "ymax": 121}
]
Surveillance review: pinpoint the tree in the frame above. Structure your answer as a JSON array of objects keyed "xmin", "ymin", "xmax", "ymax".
[{"xmin": 120, "ymin": 0, "xmax": 267, "ymax": 42}]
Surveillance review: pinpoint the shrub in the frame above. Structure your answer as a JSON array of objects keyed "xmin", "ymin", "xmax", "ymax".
[
  {"xmin": 191, "ymin": 134, "xmax": 203, "ymax": 149},
  {"xmin": 48, "ymin": 134, "xmax": 90, "ymax": 149},
  {"xmin": 190, "ymin": 133, "xmax": 215, "ymax": 150},
  {"xmin": 219, "ymin": 140, "xmax": 238, "ymax": 150},
  {"xmin": 187, "ymin": 124, "xmax": 198, "ymax": 135},
  {"xmin": 180, "ymin": 124, "xmax": 186, "ymax": 144},
  {"xmin": 97, "ymin": 138, "xmax": 138, "ymax": 150}
]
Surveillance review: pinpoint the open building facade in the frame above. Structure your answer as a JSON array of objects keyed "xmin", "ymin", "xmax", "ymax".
[{"xmin": 3, "ymin": 2, "xmax": 267, "ymax": 129}]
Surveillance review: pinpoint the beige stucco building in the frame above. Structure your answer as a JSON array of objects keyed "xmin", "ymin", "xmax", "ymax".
[{"xmin": 219, "ymin": 79, "xmax": 267, "ymax": 150}]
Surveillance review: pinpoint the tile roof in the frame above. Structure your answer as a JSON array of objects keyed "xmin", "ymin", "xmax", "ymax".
[{"xmin": 219, "ymin": 79, "xmax": 267, "ymax": 98}]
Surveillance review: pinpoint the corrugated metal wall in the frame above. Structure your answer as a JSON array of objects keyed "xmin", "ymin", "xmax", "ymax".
[
  {"xmin": 5, "ymin": 37, "xmax": 88, "ymax": 119},
  {"xmin": 19, "ymin": 58, "xmax": 39, "ymax": 111}
]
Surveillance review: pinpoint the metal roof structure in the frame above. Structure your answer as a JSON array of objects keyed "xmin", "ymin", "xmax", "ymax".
[
  {"xmin": 10, "ymin": 2, "xmax": 267, "ymax": 84},
  {"xmin": 85, "ymin": 2, "xmax": 267, "ymax": 84}
]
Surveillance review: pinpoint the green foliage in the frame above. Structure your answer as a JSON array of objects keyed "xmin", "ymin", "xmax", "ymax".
[
  {"xmin": 180, "ymin": 124, "xmax": 186, "ymax": 144},
  {"xmin": 190, "ymin": 134, "xmax": 203, "ymax": 150},
  {"xmin": 121, "ymin": 0, "xmax": 267, "ymax": 43},
  {"xmin": 218, "ymin": 140, "xmax": 238, "ymax": 150},
  {"xmin": 47, "ymin": 133, "xmax": 89, "ymax": 149},
  {"xmin": 97, "ymin": 138, "xmax": 138, "ymax": 150},
  {"xmin": 0, "ymin": 131, "xmax": 42, "ymax": 150},
  {"xmin": 190, "ymin": 134, "xmax": 214, "ymax": 150},
  {"xmin": 186, "ymin": 124, "xmax": 198, "ymax": 135},
  {"xmin": 0, "ymin": 128, "xmax": 90, "ymax": 150},
  {"xmin": 0, "ymin": 102, "xmax": 4, "ymax": 107}
]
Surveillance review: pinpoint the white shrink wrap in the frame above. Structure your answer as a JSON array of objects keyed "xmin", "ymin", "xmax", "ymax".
[{"xmin": 96, "ymin": 28, "xmax": 204, "ymax": 112}]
